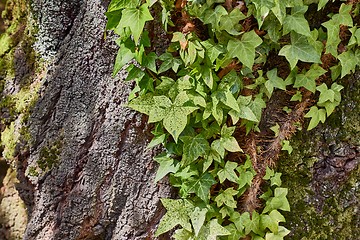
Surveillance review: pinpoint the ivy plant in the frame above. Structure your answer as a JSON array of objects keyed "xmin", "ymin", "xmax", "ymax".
[{"xmin": 106, "ymin": 0, "xmax": 360, "ymax": 239}]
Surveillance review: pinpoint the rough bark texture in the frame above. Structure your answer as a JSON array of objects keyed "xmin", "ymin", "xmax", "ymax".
[
  {"xmin": 23, "ymin": 1, "xmax": 172, "ymax": 239},
  {"xmin": 0, "ymin": 0, "xmax": 359, "ymax": 240}
]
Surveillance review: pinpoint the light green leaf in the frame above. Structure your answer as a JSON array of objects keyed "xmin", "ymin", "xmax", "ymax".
[
  {"xmin": 265, "ymin": 226, "xmax": 291, "ymax": 240},
  {"xmin": 163, "ymin": 92, "xmax": 198, "ymax": 142},
  {"xmin": 290, "ymin": 91, "xmax": 302, "ymax": 102},
  {"xmin": 281, "ymin": 140, "xmax": 293, "ymax": 155},
  {"xmin": 155, "ymin": 199, "xmax": 194, "ymax": 236},
  {"xmin": 208, "ymin": 219, "xmax": 231, "ymax": 239},
  {"xmin": 190, "ymin": 207, "xmax": 208, "ymax": 237},
  {"xmin": 316, "ymin": 83, "xmax": 335, "ymax": 104},
  {"xmin": 219, "ymin": 8, "xmax": 246, "ymax": 35},
  {"xmin": 158, "ymin": 52, "xmax": 182, "ymax": 73},
  {"xmin": 283, "ymin": 6, "xmax": 311, "ymax": 37},
  {"xmin": 263, "ymin": 188, "xmax": 290, "ymax": 213},
  {"xmin": 173, "ymin": 229, "xmax": 194, "ymax": 240},
  {"xmin": 322, "ymin": 19, "xmax": 340, "ymax": 57},
  {"xmin": 304, "ymin": 106, "xmax": 326, "ymax": 130},
  {"xmin": 154, "ymin": 154, "xmax": 179, "ymax": 182},
  {"xmin": 127, "ymin": 94, "xmax": 154, "ymax": 115},
  {"xmin": 338, "ymin": 50, "xmax": 357, "ymax": 78},
  {"xmin": 217, "ymin": 161, "xmax": 239, "ymax": 183},
  {"xmin": 294, "ymin": 65, "xmax": 326, "ymax": 93},
  {"xmin": 317, "ymin": 0, "xmax": 329, "ymax": 10},
  {"xmin": 260, "ymin": 210, "xmax": 286, "ymax": 234},
  {"xmin": 187, "ymin": 173, "xmax": 217, "ymax": 203},
  {"xmin": 203, "ymin": 5, "xmax": 228, "ymax": 30},
  {"xmin": 118, "ymin": 4, "xmax": 153, "ymax": 43},
  {"xmin": 263, "ymin": 167, "xmax": 275, "ymax": 180},
  {"xmin": 270, "ymin": 124, "xmax": 280, "ymax": 137},
  {"xmin": 201, "ymin": 40, "xmax": 225, "ymax": 63},
  {"xmin": 270, "ymin": 172, "xmax": 282, "ymax": 187},
  {"xmin": 227, "ymin": 31, "xmax": 263, "ymax": 69},
  {"xmin": 181, "ymin": 134, "xmax": 210, "ymax": 166},
  {"xmin": 279, "ymin": 32, "xmax": 321, "ymax": 69},
  {"xmin": 214, "ymin": 187, "xmax": 238, "ymax": 208}
]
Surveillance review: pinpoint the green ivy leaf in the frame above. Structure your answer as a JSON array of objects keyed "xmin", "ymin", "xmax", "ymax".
[
  {"xmin": 155, "ymin": 199, "xmax": 194, "ymax": 236},
  {"xmin": 243, "ymin": 211, "xmax": 263, "ymax": 235},
  {"xmin": 154, "ymin": 154, "xmax": 179, "ymax": 182},
  {"xmin": 294, "ymin": 65, "xmax": 326, "ymax": 93},
  {"xmin": 207, "ymin": 219, "xmax": 231, "ymax": 239},
  {"xmin": 214, "ymin": 187, "xmax": 238, "ymax": 208},
  {"xmin": 304, "ymin": 106, "xmax": 326, "ymax": 130},
  {"xmin": 227, "ymin": 31, "xmax": 263, "ymax": 69},
  {"xmin": 270, "ymin": 172, "xmax": 282, "ymax": 187},
  {"xmin": 173, "ymin": 229, "xmax": 194, "ymax": 240},
  {"xmin": 283, "ymin": 6, "xmax": 311, "ymax": 37},
  {"xmin": 260, "ymin": 210, "xmax": 286, "ymax": 234},
  {"xmin": 163, "ymin": 92, "xmax": 198, "ymax": 142},
  {"xmin": 181, "ymin": 134, "xmax": 210, "ymax": 166},
  {"xmin": 158, "ymin": 52, "xmax": 182, "ymax": 73},
  {"xmin": 217, "ymin": 161, "xmax": 239, "ymax": 183},
  {"xmin": 118, "ymin": 4, "xmax": 153, "ymax": 43},
  {"xmin": 190, "ymin": 207, "xmax": 208, "ymax": 237},
  {"xmin": 281, "ymin": 140, "xmax": 293, "ymax": 155},
  {"xmin": 219, "ymin": 8, "xmax": 246, "ymax": 35},
  {"xmin": 265, "ymin": 68, "xmax": 288, "ymax": 97},
  {"xmin": 317, "ymin": 0, "xmax": 329, "ymax": 10},
  {"xmin": 279, "ymin": 32, "xmax": 321, "ymax": 69},
  {"xmin": 187, "ymin": 173, "xmax": 217, "ymax": 203},
  {"xmin": 265, "ymin": 226, "xmax": 291, "ymax": 240},
  {"xmin": 338, "ymin": 50, "xmax": 357, "ymax": 78},
  {"xmin": 113, "ymin": 45, "xmax": 135, "ymax": 76},
  {"xmin": 263, "ymin": 167, "xmax": 275, "ymax": 180},
  {"xmin": 316, "ymin": 83, "xmax": 335, "ymax": 104},
  {"xmin": 107, "ymin": 0, "xmax": 140, "ymax": 12},
  {"xmin": 263, "ymin": 188, "xmax": 291, "ymax": 213},
  {"xmin": 203, "ymin": 5, "xmax": 228, "ymax": 30}
]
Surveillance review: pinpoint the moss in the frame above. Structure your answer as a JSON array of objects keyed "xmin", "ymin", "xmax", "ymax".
[
  {"xmin": 277, "ymin": 73, "xmax": 360, "ymax": 239},
  {"xmin": 0, "ymin": 122, "xmax": 17, "ymax": 160}
]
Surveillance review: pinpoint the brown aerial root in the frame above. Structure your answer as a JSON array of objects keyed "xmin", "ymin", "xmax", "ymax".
[{"xmin": 240, "ymin": 90, "xmax": 313, "ymax": 214}]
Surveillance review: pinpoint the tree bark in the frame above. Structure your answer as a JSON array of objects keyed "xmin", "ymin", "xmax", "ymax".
[{"xmin": 0, "ymin": 0, "xmax": 358, "ymax": 240}]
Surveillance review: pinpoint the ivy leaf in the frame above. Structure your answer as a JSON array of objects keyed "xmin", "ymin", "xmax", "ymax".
[
  {"xmin": 219, "ymin": 8, "xmax": 246, "ymax": 35},
  {"xmin": 163, "ymin": 92, "xmax": 198, "ymax": 142},
  {"xmin": 227, "ymin": 31, "xmax": 263, "ymax": 69},
  {"xmin": 260, "ymin": 210, "xmax": 286, "ymax": 233},
  {"xmin": 304, "ymin": 106, "xmax": 326, "ymax": 130},
  {"xmin": 316, "ymin": 83, "xmax": 335, "ymax": 104},
  {"xmin": 190, "ymin": 207, "xmax": 208, "ymax": 237},
  {"xmin": 214, "ymin": 187, "xmax": 238, "ymax": 208},
  {"xmin": 142, "ymin": 52, "xmax": 157, "ymax": 72},
  {"xmin": 265, "ymin": 226, "xmax": 291, "ymax": 240},
  {"xmin": 201, "ymin": 40, "xmax": 225, "ymax": 64},
  {"xmin": 225, "ymin": 223, "xmax": 246, "ymax": 240},
  {"xmin": 243, "ymin": 211, "xmax": 263, "ymax": 235},
  {"xmin": 281, "ymin": 140, "xmax": 293, "ymax": 155},
  {"xmin": 217, "ymin": 161, "xmax": 239, "ymax": 183},
  {"xmin": 154, "ymin": 154, "xmax": 179, "ymax": 182},
  {"xmin": 283, "ymin": 6, "xmax": 311, "ymax": 37},
  {"xmin": 263, "ymin": 167, "xmax": 275, "ymax": 180},
  {"xmin": 203, "ymin": 5, "xmax": 228, "ymax": 30},
  {"xmin": 333, "ymin": 4, "xmax": 353, "ymax": 27},
  {"xmin": 207, "ymin": 219, "xmax": 231, "ymax": 239},
  {"xmin": 279, "ymin": 32, "xmax": 321, "ymax": 69},
  {"xmin": 155, "ymin": 199, "xmax": 194, "ymax": 236},
  {"xmin": 173, "ymin": 229, "xmax": 194, "ymax": 240},
  {"xmin": 107, "ymin": 0, "xmax": 139, "ymax": 12},
  {"xmin": 118, "ymin": 4, "xmax": 153, "ymax": 43},
  {"xmin": 270, "ymin": 172, "xmax": 282, "ymax": 187},
  {"xmin": 294, "ymin": 65, "xmax": 326, "ymax": 93},
  {"xmin": 127, "ymin": 93, "xmax": 154, "ymax": 115},
  {"xmin": 338, "ymin": 50, "xmax": 357, "ymax": 78},
  {"xmin": 219, "ymin": 125, "xmax": 242, "ymax": 152},
  {"xmin": 263, "ymin": 188, "xmax": 290, "ymax": 213},
  {"xmin": 187, "ymin": 173, "xmax": 217, "ymax": 203},
  {"xmin": 265, "ymin": 68, "xmax": 288, "ymax": 96},
  {"xmin": 322, "ymin": 19, "xmax": 340, "ymax": 57},
  {"xmin": 181, "ymin": 134, "xmax": 210, "ymax": 167},
  {"xmin": 158, "ymin": 52, "xmax": 182, "ymax": 73},
  {"xmin": 317, "ymin": 0, "xmax": 329, "ymax": 10},
  {"xmin": 113, "ymin": 45, "xmax": 135, "ymax": 76}
]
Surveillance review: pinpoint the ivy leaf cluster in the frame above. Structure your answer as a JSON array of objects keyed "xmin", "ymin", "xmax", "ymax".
[{"xmin": 106, "ymin": 0, "xmax": 360, "ymax": 239}]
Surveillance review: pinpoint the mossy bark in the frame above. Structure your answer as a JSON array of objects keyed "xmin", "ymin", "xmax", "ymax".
[{"xmin": 0, "ymin": 0, "xmax": 359, "ymax": 240}]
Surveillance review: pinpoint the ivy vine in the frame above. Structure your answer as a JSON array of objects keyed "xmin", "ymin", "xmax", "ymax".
[{"xmin": 106, "ymin": 0, "xmax": 359, "ymax": 239}]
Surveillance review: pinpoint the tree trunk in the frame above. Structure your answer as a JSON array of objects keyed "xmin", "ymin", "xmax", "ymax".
[{"xmin": 0, "ymin": 0, "xmax": 358, "ymax": 240}]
